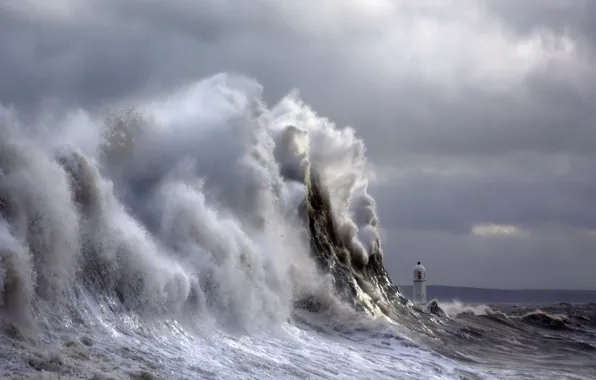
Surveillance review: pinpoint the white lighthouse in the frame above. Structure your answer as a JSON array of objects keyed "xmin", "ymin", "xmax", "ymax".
[{"xmin": 412, "ymin": 261, "xmax": 427, "ymax": 305}]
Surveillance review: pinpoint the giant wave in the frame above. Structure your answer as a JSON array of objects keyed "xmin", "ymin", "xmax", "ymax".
[
  {"xmin": 0, "ymin": 73, "xmax": 434, "ymax": 379},
  {"xmin": 1, "ymin": 74, "xmax": 594, "ymax": 380},
  {"xmin": 0, "ymin": 73, "xmax": 405, "ymax": 325}
]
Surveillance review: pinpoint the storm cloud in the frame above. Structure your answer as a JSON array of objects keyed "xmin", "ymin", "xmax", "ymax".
[{"xmin": 1, "ymin": 0, "xmax": 595, "ymax": 289}]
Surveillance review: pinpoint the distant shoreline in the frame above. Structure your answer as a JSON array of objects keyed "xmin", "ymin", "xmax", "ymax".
[{"xmin": 398, "ymin": 285, "xmax": 596, "ymax": 304}]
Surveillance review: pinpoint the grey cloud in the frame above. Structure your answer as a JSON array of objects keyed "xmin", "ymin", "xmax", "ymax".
[
  {"xmin": 372, "ymin": 166, "xmax": 596, "ymax": 234},
  {"xmin": 370, "ymin": 150, "xmax": 596, "ymax": 288},
  {"xmin": 0, "ymin": 0, "xmax": 351, "ymax": 110},
  {"xmin": 383, "ymin": 228, "xmax": 596, "ymax": 289},
  {"xmin": 351, "ymin": 82, "xmax": 596, "ymax": 160},
  {"xmin": 485, "ymin": 0, "xmax": 596, "ymax": 48},
  {"xmin": 1, "ymin": 0, "xmax": 595, "ymax": 288},
  {"xmin": 0, "ymin": 6, "xmax": 154, "ymax": 108}
]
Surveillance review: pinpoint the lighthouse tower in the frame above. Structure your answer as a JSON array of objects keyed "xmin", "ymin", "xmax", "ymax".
[{"xmin": 412, "ymin": 261, "xmax": 427, "ymax": 305}]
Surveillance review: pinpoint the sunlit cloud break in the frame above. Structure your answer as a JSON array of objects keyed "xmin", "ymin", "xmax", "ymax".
[{"xmin": 472, "ymin": 223, "xmax": 523, "ymax": 236}]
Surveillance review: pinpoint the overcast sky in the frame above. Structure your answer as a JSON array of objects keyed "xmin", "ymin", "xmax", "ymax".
[{"xmin": 2, "ymin": 0, "xmax": 595, "ymax": 289}]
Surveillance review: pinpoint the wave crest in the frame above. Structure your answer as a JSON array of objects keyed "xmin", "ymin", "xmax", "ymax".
[{"xmin": 0, "ymin": 73, "xmax": 405, "ymax": 333}]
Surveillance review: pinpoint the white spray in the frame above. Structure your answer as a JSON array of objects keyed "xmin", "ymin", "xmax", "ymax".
[{"xmin": 0, "ymin": 73, "xmax": 384, "ymax": 331}]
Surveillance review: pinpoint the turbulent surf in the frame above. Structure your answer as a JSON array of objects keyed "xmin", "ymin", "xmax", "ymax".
[{"xmin": 1, "ymin": 74, "xmax": 594, "ymax": 380}]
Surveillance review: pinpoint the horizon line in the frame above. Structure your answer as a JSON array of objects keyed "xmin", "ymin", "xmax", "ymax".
[{"xmin": 397, "ymin": 284, "xmax": 596, "ymax": 292}]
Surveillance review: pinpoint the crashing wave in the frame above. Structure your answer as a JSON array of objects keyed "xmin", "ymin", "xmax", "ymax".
[{"xmin": 0, "ymin": 74, "xmax": 411, "ymax": 336}]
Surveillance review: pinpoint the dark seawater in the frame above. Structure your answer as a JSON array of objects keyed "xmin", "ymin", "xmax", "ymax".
[
  {"xmin": 428, "ymin": 302, "xmax": 596, "ymax": 379},
  {"xmin": 399, "ymin": 285, "xmax": 596, "ymax": 305}
]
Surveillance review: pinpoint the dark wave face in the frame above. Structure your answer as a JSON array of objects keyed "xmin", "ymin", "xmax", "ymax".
[
  {"xmin": 0, "ymin": 74, "xmax": 594, "ymax": 380},
  {"xmin": 429, "ymin": 302, "xmax": 596, "ymax": 379}
]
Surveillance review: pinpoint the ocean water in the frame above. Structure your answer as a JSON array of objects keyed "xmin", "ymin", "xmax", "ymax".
[{"xmin": 0, "ymin": 74, "xmax": 594, "ymax": 380}]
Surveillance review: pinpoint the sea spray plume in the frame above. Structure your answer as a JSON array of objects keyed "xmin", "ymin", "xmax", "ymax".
[
  {"xmin": 0, "ymin": 218, "xmax": 34, "ymax": 325},
  {"xmin": 58, "ymin": 151, "xmax": 196, "ymax": 315},
  {"xmin": 0, "ymin": 128, "xmax": 80, "ymax": 321},
  {"xmin": 269, "ymin": 92, "xmax": 408, "ymax": 317},
  {"xmin": 59, "ymin": 140, "xmax": 289, "ymax": 327},
  {"xmin": 0, "ymin": 75, "xmax": 318, "ymax": 331},
  {"xmin": 147, "ymin": 179, "xmax": 293, "ymax": 326},
  {"xmin": 0, "ymin": 73, "xmax": 409, "ymax": 335},
  {"xmin": 96, "ymin": 75, "xmax": 406, "ymax": 320},
  {"xmin": 299, "ymin": 165, "xmax": 405, "ymax": 317},
  {"xmin": 101, "ymin": 107, "xmax": 147, "ymax": 169},
  {"xmin": 89, "ymin": 76, "xmax": 322, "ymax": 327},
  {"xmin": 270, "ymin": 93, "xmax": 379, "ymax": 268}
]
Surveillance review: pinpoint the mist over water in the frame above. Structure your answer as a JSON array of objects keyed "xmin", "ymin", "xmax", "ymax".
[{"xmin": 1, "ymin": 73, "xmax": 594, "ymax": 380}]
